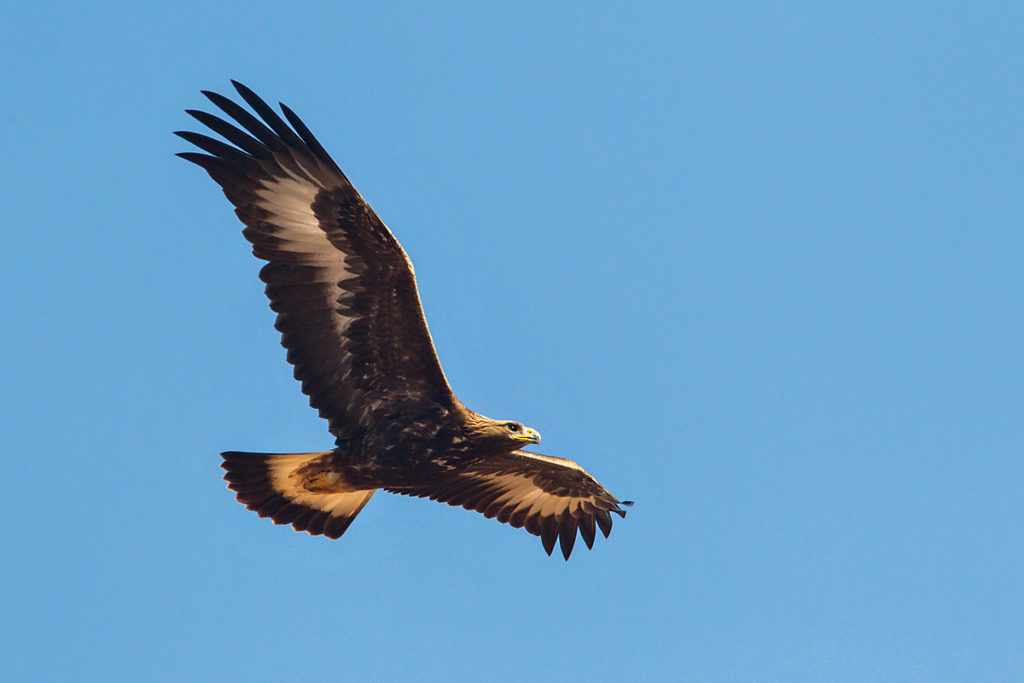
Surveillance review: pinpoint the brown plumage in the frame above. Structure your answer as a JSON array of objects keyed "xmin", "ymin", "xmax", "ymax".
[{"xmin": 177, "ymin": 81, "xmax": 630, "ymax": 559}]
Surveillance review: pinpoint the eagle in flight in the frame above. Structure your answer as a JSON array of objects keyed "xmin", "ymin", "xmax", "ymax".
[{"xmin": 177, "ymin": 82, "xmax": 630, "ymax": 559}]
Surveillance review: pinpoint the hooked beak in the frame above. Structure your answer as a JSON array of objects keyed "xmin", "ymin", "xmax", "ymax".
[{"xmin": 514, "ymin": 428, "xmax": 541, "ymax": 445}]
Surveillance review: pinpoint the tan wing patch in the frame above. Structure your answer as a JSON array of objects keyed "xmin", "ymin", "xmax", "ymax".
[
  {"xmin": 268, "ymin": 451, "xmax": 375, "ymax": 517},
  {"xmin": 222, "ymin": 451, "xmax": 376, "ymax": 540}
]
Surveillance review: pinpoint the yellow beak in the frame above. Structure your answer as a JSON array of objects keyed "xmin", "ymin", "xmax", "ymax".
[{"xmin": 514, "ymin": 428, "xmax": 541, "ymax": 445}]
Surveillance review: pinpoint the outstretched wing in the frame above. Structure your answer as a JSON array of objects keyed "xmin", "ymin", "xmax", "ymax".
[
  {"xmin": 388, "ymin": 451, "xmax": 630, "ymax": 560},
  {"xmin": 177, "ymin": 82, "xmax": 460, "ymax": 439}
]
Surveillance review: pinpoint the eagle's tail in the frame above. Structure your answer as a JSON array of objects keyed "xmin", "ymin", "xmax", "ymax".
[{"xmin": 221, "ymin": 451, "xmax": 376, "ymax": 539}]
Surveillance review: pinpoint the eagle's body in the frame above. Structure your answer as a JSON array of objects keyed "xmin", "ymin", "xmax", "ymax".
[{"xmin": 177, "ymin": 82, "xmax": 629, "ymax": 559}]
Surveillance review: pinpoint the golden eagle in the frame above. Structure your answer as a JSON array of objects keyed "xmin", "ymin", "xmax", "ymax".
[{"xmin": 177, "ymin": 82, "xmax": 630, "ymax": 559}]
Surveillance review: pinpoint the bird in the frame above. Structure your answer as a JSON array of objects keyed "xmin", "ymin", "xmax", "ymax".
[{"xmin": 176, "ymin": 81, "xmax": 630, "ymax": 559}]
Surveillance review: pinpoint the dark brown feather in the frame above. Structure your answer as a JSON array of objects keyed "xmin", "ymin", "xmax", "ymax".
[
  {"xmin": 579, "ymin": 514, "xmax": 597, "ymax": 549},
  {"xmin": 558, "ymin": 516, "xmax": 578, "ymax": 560},
  {"xmin": 540, "ymin": 516, "xmax": 558, "ymax": 556}
]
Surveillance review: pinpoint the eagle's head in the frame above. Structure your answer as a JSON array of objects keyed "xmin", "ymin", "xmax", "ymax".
[{"xmin": 466, "ymin": 415, "xmax": 542, "ymax": 453}]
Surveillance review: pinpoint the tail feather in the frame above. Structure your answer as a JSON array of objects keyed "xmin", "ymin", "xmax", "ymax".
[{"xmin": 221, "ymin": 451, "xmax": 376, "ymax": 539}]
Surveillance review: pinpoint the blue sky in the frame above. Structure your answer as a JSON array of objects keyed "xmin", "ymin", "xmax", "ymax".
[{"xmin": 2, "ymin": 2, "xmax": 1021, "ymax": 681}]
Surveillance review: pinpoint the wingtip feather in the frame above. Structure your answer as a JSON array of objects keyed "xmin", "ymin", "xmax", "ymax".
[{"xmin": 559, "ymin": 516, "xmax": 578, "ymax": 560}]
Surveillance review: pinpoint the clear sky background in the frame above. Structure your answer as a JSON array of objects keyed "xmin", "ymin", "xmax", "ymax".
[{"xmin": 2, "ymin": 3, "xmax": 1021, "ymax": 681}]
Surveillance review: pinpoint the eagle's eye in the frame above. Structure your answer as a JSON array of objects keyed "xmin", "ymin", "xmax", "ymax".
[{"xmin": 507, "ymin": 423, "xmax": 520, "ymax": 432}]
